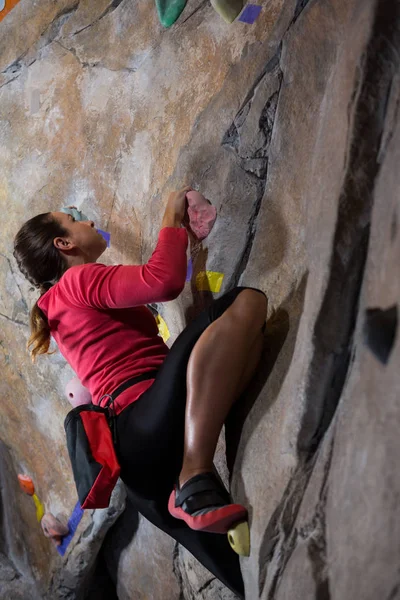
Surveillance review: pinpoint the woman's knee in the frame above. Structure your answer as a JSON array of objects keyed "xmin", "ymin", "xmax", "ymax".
[{"xmin": 230, "ymin": 288, "xmax": 268, "ymax": 327}]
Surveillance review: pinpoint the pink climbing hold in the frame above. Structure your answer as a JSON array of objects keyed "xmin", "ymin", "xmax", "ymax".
[
  {"xmin": 41, "ymin": 513, "xmax": 69, "ymax": 546},
  {"xmin": 186, "ymin": 190, "xmax": 217, "ymax": 241},
  {"xmin": 65, "ymin": 377, "xmax": 92, "ymax": 408}
]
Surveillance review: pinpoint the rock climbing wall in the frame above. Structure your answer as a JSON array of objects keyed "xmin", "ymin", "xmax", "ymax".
[{"xmin": 0, "ymin": 0, "xmax": 399, "ymax": 598}]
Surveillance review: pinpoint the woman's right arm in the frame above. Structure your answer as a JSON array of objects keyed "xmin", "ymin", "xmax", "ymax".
[{"xmin": 62, "ymin": 188, "xmax": 190, "ymax": 309}]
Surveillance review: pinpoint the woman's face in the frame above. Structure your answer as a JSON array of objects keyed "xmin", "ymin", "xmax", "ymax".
[{"xmin": 51, "ymin": 211, "xmax": 107, "ymax": 261}]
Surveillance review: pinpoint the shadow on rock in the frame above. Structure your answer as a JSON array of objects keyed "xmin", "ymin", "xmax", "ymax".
[
  {"xmin": 84, "ymin": 551, "xmax": 119, "ymax": 600},
  {"xmin": 225, "ymin": 273, "xmax": 308, "ymax": 505},
  {"xmin": 96, "ymin": 494, "xmax": 140, "ymax": 593}
]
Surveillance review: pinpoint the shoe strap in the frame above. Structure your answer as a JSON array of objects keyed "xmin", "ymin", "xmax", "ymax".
[{"xmin": 175, "ymin": 473, "xmax": 229, "ymax": 507}]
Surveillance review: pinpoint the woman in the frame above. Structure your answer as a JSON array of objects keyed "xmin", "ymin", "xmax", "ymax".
[{"xmin": 13, "ymin": 187, "xmax": 267, "ymax": 597}]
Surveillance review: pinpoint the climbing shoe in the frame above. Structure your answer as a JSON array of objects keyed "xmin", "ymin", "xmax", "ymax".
[{"xmin": 168, "ymin": 472, "xmax": 247, "ymax": 533}]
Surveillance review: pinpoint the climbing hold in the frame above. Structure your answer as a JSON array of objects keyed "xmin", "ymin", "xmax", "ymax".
[
  {"xmin": 18, "ymin": 474, "xmax": 35, "ymax": 496},
  {"xmin": 57, "ymin": 501, "xmax": 84, "ymax": 556},
  {"xmin": 363, "ymin": 305, "xmax": 398, "ymax": 365},
  {"xmin": 186, "ymin": 191, "xmax": 217, "ymax": 241},
  {"xmin": 17, "ymin": 475, "xmax": 44, "ymax": 521},
  {"xmin": 32, "ymin": 494, "xmax": 45, "ymax": 522},
  {"xmin": 61, "ymin": 207, "xmax": 89, "ymax": 221},
  {"xmin": 196, "ymin": 270, "xmax": 224, "ymax": 293},
  {"xmin": 65, "ymin": 377, "xmax": 92, "ymax": 408},
  {"xmin": 41, "ymin": 513, "xmax": 70, "ymax": 546},
  {"xmin": 155, "ymin": 0, "xmax": 188, "ymax": 27},
  {"xmin": 238, "ymin": 3, "xmax": 262, "ymax": 24},
  {"xmin": 17, "ymin": 475, "xmax": 44, "ymax": 522},
  {"xmin": 186, "ymin": 258, "xmax": 193, "ymax": 282},
  {"xmin": 227, "ymin": 520, "xmax": 250, "ymax": 556},
  {"xmin": 155, "ymin": 314, "xmax": 171, "ymax": 343},
  {"xmin": 97, "ymin": 229, "xmax": 111, "ymax": 247},
  {"xmin": 210, "ymin": 0, "xmax": 244, "ymax": 23},
  {"xmin": 0, "ymin": 0, "xmax": 23, "ymax": 24}
]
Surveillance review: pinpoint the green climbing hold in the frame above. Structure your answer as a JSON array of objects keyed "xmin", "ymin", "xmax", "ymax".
[{"xmin": 155, "ymin": 0, "xmax": 188, "ymax": 27}]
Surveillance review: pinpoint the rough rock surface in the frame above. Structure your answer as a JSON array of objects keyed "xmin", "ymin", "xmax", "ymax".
[
  {"xmin": 0, "ymin": 440, "xmax": 42, "ymax": 599},
  {"xmin": 0, "ymin": 0, "xmax": 399, "ymax": 598},
  {"xmin": 45, "ymin": 482, "xmax": 126, "ymax": 600}
]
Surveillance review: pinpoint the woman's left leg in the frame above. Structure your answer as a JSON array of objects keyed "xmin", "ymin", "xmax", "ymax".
[{"xmin": 121, "ymin": 483, "xmax": 245, "ymax": 599}]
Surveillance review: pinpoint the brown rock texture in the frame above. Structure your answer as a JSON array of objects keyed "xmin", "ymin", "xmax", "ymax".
[{"xmin": 0, "ymin": 0, "xmax": 399, "ymax": 598}]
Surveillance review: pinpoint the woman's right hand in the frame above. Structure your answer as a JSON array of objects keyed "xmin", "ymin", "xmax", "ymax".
[{"xmin": 161, "ymin": 186, "xmax": 192, "ymax": 228}]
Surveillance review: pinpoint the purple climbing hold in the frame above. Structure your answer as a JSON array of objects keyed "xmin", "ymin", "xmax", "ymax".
[
  {"xmin": 186, "ymin": 258, "xmax": 193, "ymax": 282},
  {"xmin": 57, "ymin": 501, "xmax": 84, "ymax": 556},
  {"xmin": 98, "ymin": 229, "xmax": 111, "ymax": 247},
  {"xmin": 239, "ymin": 4, "xmax": 262, "ymax": 24}
]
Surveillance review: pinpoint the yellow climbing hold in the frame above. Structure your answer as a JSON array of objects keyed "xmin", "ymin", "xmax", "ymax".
[
  {"xmin": 155, "ymin": 314, "xmax": 170, "ymax": 343},
  {"xmin": 227, "ymin": 520, "xmax": 250, "ymax": 556},
  {"xmin": 195, "ymin": 271, "xmax": 224, "ymax": 293},
  {"xmin": 33, "ymin": 493, "xmax": 45, "ymax": 523}
]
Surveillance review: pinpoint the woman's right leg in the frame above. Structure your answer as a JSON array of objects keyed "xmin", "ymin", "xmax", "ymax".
[{"xmin": 179, "ymin": 289, "xmax": 267, "ymax": 487}]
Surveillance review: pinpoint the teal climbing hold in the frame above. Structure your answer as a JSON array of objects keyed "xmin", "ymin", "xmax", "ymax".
[
  {"xmin": 155, "ymin": 0, "xmax": 188, "ymax": 27},
  {"xmin": 61, "ymin": 207, "xmax": 88, "ymax": 221}
]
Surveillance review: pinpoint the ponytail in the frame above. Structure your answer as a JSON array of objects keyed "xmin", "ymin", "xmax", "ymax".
[{"xmin": 28, "ymin": 299, "xmax": 54, "ymax": 361}]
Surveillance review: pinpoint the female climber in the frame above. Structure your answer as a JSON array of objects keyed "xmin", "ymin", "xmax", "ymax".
[{"xmin": 13, "ymin": 187, "xmax": 267, "ymax": 598}]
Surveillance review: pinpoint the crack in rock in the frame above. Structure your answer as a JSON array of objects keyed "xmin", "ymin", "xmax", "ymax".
[
  {"xmin": 2, "ymin": 50, "xmax": 30, "ymax": 76},
  {"xmin": 292, "ymin": 0, "xmax": 312, "ymax": 24},
  {"xmin": 1, "ymin": 1, "xmax": 131, "ymax": 81},
  {"xmin": 39, "ymin": 3, "xmax": 80, "ymax": 46},
  {"xmin": 56, "ymin": 39, "xmax": 136, "ymax": 73},
  {"xmin": 257, "ymin": 1, "xmax": 400, "ymax": 598},
  {"xmin": 0, "ymin": 312, "xmax": 27, "ymax": 327},
  {"xmin": 258, "ymin": 462, "xmax": 311, "ymax": 597},
  {"xmin": 0, "ymin": 253, "xmax": 29, "ymax": 314},
  {"xmin": 73, "ymin": 0, "xmax": 125, "ymax": 36},
  {"xmin": 260, "ymin": 431, "xmax": 335, "ymax": 599},
  {"xmin": 222, "ymin": 49, "xmax": 282, "ymax": 287},
  {"xmin": 181, "ymin": 0, "xmax": 209, "ymax": 24},
  {"xmin": 386, "ymin": 581, "xmax": 400, "ymax": 600},
  {"xmin": 197, "ymin": 577, "xmax": 217, "ymax": 594},
  {"xmin": 1, "ymin": 2, "xmax": 80, "ymax": 77},
  {"xmin": 298, "ymin": 0, "xmax": 400, "ymax": 454},
  {"xmin": 0, "ymin": 75, "xmax": 19, "ymax": 89}
]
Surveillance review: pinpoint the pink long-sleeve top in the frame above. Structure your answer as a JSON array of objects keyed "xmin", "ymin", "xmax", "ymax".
[{"xmin": 38, "ymin": 227, "xmax": 188, "ymax": 415}]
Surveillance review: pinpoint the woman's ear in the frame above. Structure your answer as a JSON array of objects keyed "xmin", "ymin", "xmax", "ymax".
[{"xmin": 53, "ymin": 237, "xmax": 75, "ymax": 252}]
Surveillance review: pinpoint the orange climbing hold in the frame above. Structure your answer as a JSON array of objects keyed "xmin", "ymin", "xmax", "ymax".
[
  {"xmin": 0, "ymin": 0, "xmax": 23, "ymax": 24},
  {"xmin": 18, "ymin": 474, "xmax": 35, "ymax": 496}
]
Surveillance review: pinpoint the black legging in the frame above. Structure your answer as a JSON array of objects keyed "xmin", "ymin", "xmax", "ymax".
[{"xmin": 115, "ymin": 287, "xmax": 265, "ymax": 598}]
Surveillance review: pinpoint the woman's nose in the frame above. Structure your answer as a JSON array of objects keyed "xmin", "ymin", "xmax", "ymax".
[{"xmin": 85, "ymin": 220, "xmax": 95, "ymax": 228}]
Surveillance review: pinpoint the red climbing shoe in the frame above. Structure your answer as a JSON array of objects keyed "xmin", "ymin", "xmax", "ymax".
[{"xmin": 168, "ymin": 472, "xmax": 247, "ymax": 534}]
